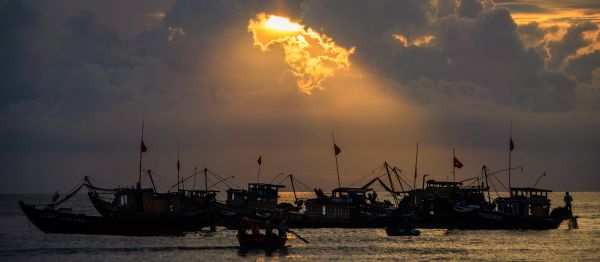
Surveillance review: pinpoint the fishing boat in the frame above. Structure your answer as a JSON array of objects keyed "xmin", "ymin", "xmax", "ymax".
[
  {"xmin": 19, "ymin": 201, "xmax": 210, "ymax": 236},
  {"xmin": 449, "ymin": 187, "xmax": 571, "ymax": 229},
  {"xmin": 218, "ymin": 183, "xmax": 288, "ymax": 228},
  {"xmin": 397, "ymin": 179, "xmax": 491, "ymax": 228},
  {"xmin": 284, "ymin": 187, "xmax": 397, "ymax": 228}
]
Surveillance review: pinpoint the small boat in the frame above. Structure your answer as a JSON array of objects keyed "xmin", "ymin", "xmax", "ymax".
[
  {"xmin": 19, "ymin": 201, "xmax": 210, "ymax": 236},
  {"xmin": 385, "ymin": 226, "xmax": 421, "ymax": 236},
  {"xmin": 237, "ymin": 233, "xmax": 287, "ymax": 249}
]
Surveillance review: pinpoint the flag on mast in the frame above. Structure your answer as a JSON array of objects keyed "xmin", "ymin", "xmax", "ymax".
[
  {"xmin": 141, "ymin": 140, "xmax": 148, "ymax": 152},
  {"xmin": 510, "ymin": 137, "xmax": 515, "ymax": 151},
  {"xmin": 334, "ymin": 143, "xmax": 341, "ymax": 155},
  {"xmin": 453, "ymin": 157, "xmax": 463, "ymax": 169},
  {"xmin": 257, "ymin": 155, "xmax": 262, "ymax": 165}
]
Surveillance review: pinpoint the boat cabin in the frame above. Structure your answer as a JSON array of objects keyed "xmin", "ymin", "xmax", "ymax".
[
  {"xmin": 305, "ymin": 187, "xmax": 372, "ymax": 218},
  {"xmin": 226, "ymin": 183, "xmax": 285, "ymax": 210},
  {"xmin": 495, "ymin": 188, "xmax": 552, "ymax": 217},
  {"xmin": 110, "ymin": 188, "xmax": 219, "ymax": 214}
]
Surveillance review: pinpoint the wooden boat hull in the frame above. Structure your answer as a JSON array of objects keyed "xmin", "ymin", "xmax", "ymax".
[
  {"xmin": 237, "ymin": 234, "xmax": 287, "ymax": 249},
  {"xmin": 19, "ymin": 201, "xmax": 212, "ymax": 236}
]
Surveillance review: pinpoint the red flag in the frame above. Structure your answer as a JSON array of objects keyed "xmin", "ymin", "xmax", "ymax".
[
  {"xmin": 510, "ymin": 138, "xmax": 514, "ymax": 151},
  {"xmin": 334, "ymin": 143, "xmax": 341, "ymax": 155},
  {"xmin": 52, "ymin": 191, "xmax": 59, "ymax": 202},
  {"xmin": 453, "ymin": 157, "xmax": 463, "ymax": 169},
  {"xmin": 141, "ymin": 140, "xmax": 148, "ymax": 152},
  {"xmin": 257, "ymin": 155, "xmax": 262, "ymax": 165}
]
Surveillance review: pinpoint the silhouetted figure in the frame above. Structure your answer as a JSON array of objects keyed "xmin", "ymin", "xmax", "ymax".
[
  {"xmin": 372, "ymin": 191, "xmax": 378, "ymax": 201},
  {"xmin": 564, "ymin": 192, "xmax": 573, "ymax": 211}
]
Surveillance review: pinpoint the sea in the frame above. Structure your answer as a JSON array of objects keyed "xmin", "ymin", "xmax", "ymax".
[{"xmin": 0, "ymin": 192, "xmax": 598, "ymax": 261}]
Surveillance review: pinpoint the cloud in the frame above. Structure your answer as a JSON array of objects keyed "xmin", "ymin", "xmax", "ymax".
[{"xmin": 1, "ymin": 0, "xmax": 599, "ymax": 192}]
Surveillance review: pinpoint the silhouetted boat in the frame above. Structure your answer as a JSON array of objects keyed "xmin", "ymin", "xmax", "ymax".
[
  {"xmin": 19, "ymin": 201, "xmax": 211, "ymax": 236},
  {"xmin": 448, "ymin": 187, "xmax": 571, "ymax": 229},
  {"xmin": 285, "ymin": 187, "xmax": 397, "ymax": 228}
]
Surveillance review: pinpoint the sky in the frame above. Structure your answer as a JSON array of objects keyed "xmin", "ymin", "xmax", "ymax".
[{"xmin": 1, "ymin": 0, "xmax": 599, "ymax": 193}]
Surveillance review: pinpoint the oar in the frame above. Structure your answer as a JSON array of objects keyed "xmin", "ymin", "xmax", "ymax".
[{"xmin": 289, "ymin": 230, "xmax": 309, "ymax": 243}]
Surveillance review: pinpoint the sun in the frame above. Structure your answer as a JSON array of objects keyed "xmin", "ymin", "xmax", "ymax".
[
  {"xmin": 248, "ymin": 13, "xmax": 355, "ymax": 94},
  {"xmin": 264, "ymin": 15, "xmax": 303, "ymax": 32}
]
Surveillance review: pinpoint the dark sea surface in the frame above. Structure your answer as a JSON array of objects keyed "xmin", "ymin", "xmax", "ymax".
[{"xmin": 0, "ymin": 192, "xmax": 598, "ymax": 261}]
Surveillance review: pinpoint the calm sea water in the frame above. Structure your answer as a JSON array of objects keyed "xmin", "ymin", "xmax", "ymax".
[{"xmin": 0, "ymin": 192, "xmax": 598, "ymax": 261}]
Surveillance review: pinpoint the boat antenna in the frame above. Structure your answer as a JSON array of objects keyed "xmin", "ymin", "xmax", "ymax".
[
  {"xmin": 332, "ymin": 131, "xmax": 342, "ymax": 188},
  {"xmin": 413, "ymin": 141, "xmax": 419, "ymax": 190},
  {"xmin": 137, "ymin": 116, "xmax": 147, "ymax": 189}
]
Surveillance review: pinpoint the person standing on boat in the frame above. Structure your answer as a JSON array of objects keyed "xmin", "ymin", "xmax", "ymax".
[{"xmin": 564, "ymin": 192, "xmax": 573, "ymax": 211}]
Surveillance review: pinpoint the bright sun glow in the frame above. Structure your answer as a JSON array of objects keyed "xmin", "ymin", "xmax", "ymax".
[
  {"xmin": 248, "ymin": 13, "xmax": 355, "ymax": 94},
  {"xmin": 264, "ymin": 15, "xmax": 303, "ymax": 32}
]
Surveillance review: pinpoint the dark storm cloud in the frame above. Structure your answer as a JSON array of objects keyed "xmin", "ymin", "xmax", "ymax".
[
  {"xmin": 0, "ymin": 1, "xmax": 39, "ymax": 107},
  {"xmin": 546, "ymin": 22, "xmax": 598, "ymax": 70},
  {"xmin": 456, "ymin": 0, "xmax": 483, "ymax": 18}
]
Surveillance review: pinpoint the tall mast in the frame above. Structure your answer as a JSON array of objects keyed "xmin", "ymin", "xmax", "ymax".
[
  {"xmin": 413, "ymin": 141, "xmax": 419, "ymax": 190},
  {"xmin": 204, "ymin": 167, "xmax": 208, "ymax": 191},
  {"xmin": 332, "ymin": 131, "xmax": 341, "ymax": 188},
  {"xmin": 508, "ymin": 122, "xmax": 513, "ymax": 190},
  {"xmin": 137, "ymin": 118, "xmax": 145, "ymax": 189},
  {"xmin": 177, "ymin": 142, "xmax": 181, "ymax": 191},
  {"xmin": 452, "ymin": 147, "xmax": 456, "ymax": 182}
]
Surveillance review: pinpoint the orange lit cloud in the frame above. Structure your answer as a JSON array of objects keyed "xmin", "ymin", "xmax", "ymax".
[
  {"xmin": 248, "ymin": 13, "xmax": 355, "ymax": 94},
  {"xmin": 393, "ymin": 34, "xmax": 436, "ymax": 47}
]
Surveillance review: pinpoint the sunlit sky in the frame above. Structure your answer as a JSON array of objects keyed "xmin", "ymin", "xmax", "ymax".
[{"xmin": 1, "ymin": 0, "xmax": 599, "ymax": 193}]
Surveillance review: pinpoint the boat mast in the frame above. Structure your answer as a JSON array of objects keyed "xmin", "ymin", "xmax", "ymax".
[
  {"xmin": 508, "ymin": 122, "xmax": 513, "ymax": 191},
  {"xmin": 332, "ymin": 131, "xmax": 341, "ymax": 188},
  {"xmin": 204, "ymin": 167, "xmax": 208, "ymax": 191},
  {"xmin": 177, "ymin": 142, "xmax": 181, "ymax": 191},
  {"xmin": 137, "ymin": 118, "xmax": 145, "ymax": 189},
  {"xmin": 413, "ymin": 141, "xmax": 419, "ymax": 190},
  {"xmin": 452, "ymin": 147, "xmax": 456, "ymax": 182},
  {"xmin": 384, "ymin": 162, "xmax": 398, "ymax": 204}
]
